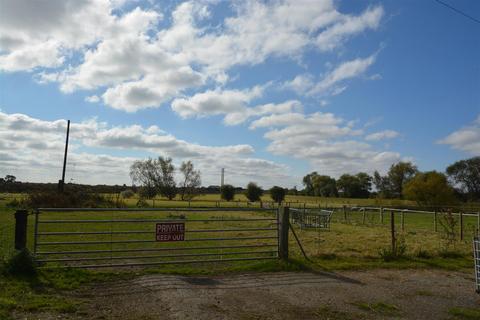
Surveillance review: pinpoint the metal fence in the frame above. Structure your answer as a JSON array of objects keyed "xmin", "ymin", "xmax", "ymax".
[
  {"xmin": 290, "ymin": 208, "xmax": 333, "ymax": 230},
  {"xmin": 31, "ymin": 207, "xmax": 279, "ymax": 268},
  {"xmin": 474, "ymin": 237, "xmax": 480, "ymax": 293}
]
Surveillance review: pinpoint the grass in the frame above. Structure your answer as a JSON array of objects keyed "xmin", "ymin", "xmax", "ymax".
[
  {"xmin": 0, "ymin": 192, "xmax": 478, "ymax": 318},
  {"xmin": 449, "ymin": 307, "xmax": 480, "ymax": 320},
  {"xmin": 352, "ymin": 301, "xmax": 401, "ymax": 316}
]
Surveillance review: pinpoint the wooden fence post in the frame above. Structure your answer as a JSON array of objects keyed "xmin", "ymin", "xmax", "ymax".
[
  {"xmin": 343, "ymin": 205, "xmax": 347, "ymax": 222},
  {"xmin": 460, "ymin": 211, "xmax": 464, "ymax": 241},
  {"xmin": 278, "ymin": 207, "xmax": 290, "ymax": 260},
  {"xmin": 14, "ymin": 210, "xmax": 28, "ymax": 250},
  {"xmin": 434, "ymin": 210, "xmax": 437, "ymax": 232},
  {"xmin": 390, "ymin": 211, "xmax": 396, "ymax": 255},
  {"xmin": 362, "ymin": 208, "xmax": 366, "ymax": 224},
  {"xmin": 380, "ymin": 207, "xmax": 384, "ymax": 224}
]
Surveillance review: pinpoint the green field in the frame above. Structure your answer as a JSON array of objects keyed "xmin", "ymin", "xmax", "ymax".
[{"xmin": 1, "ymin": 192, "xmax": 478, "ymax": 319}]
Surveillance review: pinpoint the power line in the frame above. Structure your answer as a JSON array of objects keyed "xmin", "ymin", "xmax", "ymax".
[{"xmin": 434, "ymin": 0, "xmax": 480, "ymax": 25}]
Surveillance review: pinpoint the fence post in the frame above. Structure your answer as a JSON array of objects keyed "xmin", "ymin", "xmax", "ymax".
[
  {"xmin": 343, "ymin": 205, "xmax": 347, "ymax": 222},
  {"xmin": 380, "ymin": 207, "xmax": 383, "ymax": 224},
  {"xmin": 460, "ymin": 211, "xmax": 464, "ymax": 241},
  {"xmin": 434, "ymin": 210, "xmax": 437, "ymax": 232},
  {"xmin": 278, "ymin": 206, "xmax": 290, "ymax": 260},
  {"xmin": 14, "ymin": 210, "xmax": 28, "ymax": 250},
  {"xmin": 390, "ymin": 211, "xmax": 396, "ymax": 255},
  {"xmin": 362, "ymin": 208, "xmax": 366, "ymax": 224},
  {"xmin": 477, "ymin": 212, "xmax": 480, "ymax": 236},
  {"xmin": 401, "ymin": 211, "xmax": 405, "ymax": 232}
]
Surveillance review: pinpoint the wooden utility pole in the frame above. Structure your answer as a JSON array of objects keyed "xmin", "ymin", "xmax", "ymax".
[{"xmin": 58, "ymin": 120, "xmax": 70, "ymax": 192}]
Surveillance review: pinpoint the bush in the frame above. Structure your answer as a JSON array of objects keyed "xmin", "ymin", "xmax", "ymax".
[
  {"xmin": 25, "ymin": 191, "xmax": 115, "ymax": 208},
  {"xmin": 5, "ymin": 198, "xmax": 22, "ymax": 208},
  {"xmin": 270, "ymin": 186, "xmax": 286, "ymax": 204},
  {"xmin": 220, "ymin": 185, "xmax": 235, "ymax": 201},
  {"xmin": 4, "ymin": 249, "xmax": 36, "ymax": 276},
  {"xmin": 245, "ymin": 182, "xmax": 263, "ymax": 202},
  {"xmin": 120, "ymin": 189, "xmax": 135, "ymax": 198}
]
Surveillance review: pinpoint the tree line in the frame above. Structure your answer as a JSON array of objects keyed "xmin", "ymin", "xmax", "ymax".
[{"xmin": 301, "ymin": 156, "xmax": 480, "ymax": 206}]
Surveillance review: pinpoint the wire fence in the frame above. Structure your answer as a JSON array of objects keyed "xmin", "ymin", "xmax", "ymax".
[{"xmin": 0, "ymin": 218, "xmax": 15, "ymax": 263}]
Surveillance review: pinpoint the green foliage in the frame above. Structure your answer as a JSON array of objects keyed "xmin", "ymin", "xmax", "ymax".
[
  {"xmin": 4, "ymin": 249, "xmax": 36, "ymax": 276},
  {"xmin": 403, "ymin": 171, "xmax": 456, "ymax": 207},
  {"xmin": 158, "ymin": 157, "xmax": 177, "ymax": 200},
  {"xmin": 312, "ymin": 175, "xmax": 338, "ymax": 197},
  {"xmin": 448, "ymin": 307, "xmax": 480, "ymax": 320},
  {"xmin": 447, "ymin": 156, "xmax": 480, "ymax": 201},
  {"xmin": 130, "ymin": 156, "xmax": 177, "ymax": 200},
  {"xmin": 270, "ymin": 186, "xmax": 286, "ymax": 203},
  {"xmin": 438, "ymin": 211, "xmax": 458, "ymax": 251},
  {"xmin": 220, "ymin": 184, "xmax": 235, "ymax": 201},
  {"xmin": 26, "ymin": 191, "xmax": 114, "ymax": 208},
  {"xmin": 179, "ymin": 161, "xmax": 201, "ymax": 201},
  {"xmin": 120, "ymin": 189, "xmax": 135, "ymax": 198},
  {"xmin": 352, "ymin": 301, "xmax": 400, "ymax": 316},
  {"xmin": 337, "ymin": 173, "xmax": 372, "ymax": 198},
  {"xmin": 245, "ymin": 182, "xmax": 263, "ymax": 202}
]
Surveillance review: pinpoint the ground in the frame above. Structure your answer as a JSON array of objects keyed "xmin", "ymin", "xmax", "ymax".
[{"xmin": 11, "ymin": 269, "xmax": 479, "ymax": 320}]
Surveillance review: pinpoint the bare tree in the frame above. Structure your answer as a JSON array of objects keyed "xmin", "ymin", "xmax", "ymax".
[
  {"xmin": 158, "ymin": 157, "xmax": 177, "ymax": 200},
  {"xmin": 179, "ymin": 161, "xmax": 201, "ymax": 200}
]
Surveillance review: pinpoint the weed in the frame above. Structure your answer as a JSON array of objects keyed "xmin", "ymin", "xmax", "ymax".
[
  {"xmin": 4, "ymin": 249, "xmax": 36, "ymax": 276},
  {"xmin": 449, "ymin": 307, "xmax": 480, "ymax": 320},
  {"xmin": 353, "ymin": 301, "xmax": 400, "ymax": 316}
]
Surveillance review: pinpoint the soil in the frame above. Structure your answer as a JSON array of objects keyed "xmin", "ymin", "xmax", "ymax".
[{"xmin": 20, "ymin": 269, "xmax": 480, "ymax": 319}]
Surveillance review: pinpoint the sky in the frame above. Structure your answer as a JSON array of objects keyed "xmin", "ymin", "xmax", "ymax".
[{"xmin": 0, "ymin": 0, "xmax": 479, "ymax": 188}]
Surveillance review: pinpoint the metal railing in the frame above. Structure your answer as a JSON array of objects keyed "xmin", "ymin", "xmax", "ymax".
[
  {"xmin": 290, "ymin": 208, "xmax": 333, "ymax": 230},
  {"xmin": 32, "ymin": 207, "xmax": 279, "ymax": 268}
]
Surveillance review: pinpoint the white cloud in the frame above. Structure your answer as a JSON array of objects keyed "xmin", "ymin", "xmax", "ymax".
[
  {"xmin": 85, "ymin": 95, "xmax": 100, "ymax": 103},
  {"xmin": 171, "ymin": 86, "xmax": 301, "ymax": 125},
  {"xmin": 365, "ymin": 130, "xmax": 399, "ymax": 141},
  {"xmin": 438, "ymin": 115, "xmax": 480, "ymax": 155},
  {"xmin": 0, "ymin": 111, "xmax": 294, "ymax": 187},
  {"xmin": 282, "ymin": 54, "xmax": 377, "ymax": 98},
  {"xmin": 1, "ymin": 0, "xmax": 384, "ymax": 112},
  {"xmin": 250, "ymin": 112, "xmax": 403, "ymax": 176}
]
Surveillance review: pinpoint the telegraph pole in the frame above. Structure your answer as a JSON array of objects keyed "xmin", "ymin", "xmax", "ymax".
[{"xmin": 58, "ymin": 120, "xmax": 70, "ymax": 192}]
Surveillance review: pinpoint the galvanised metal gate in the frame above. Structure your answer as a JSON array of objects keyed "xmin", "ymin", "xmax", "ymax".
[{"xmin": 32, "ymin": 207, "xmax": 279, "ymax": 268}]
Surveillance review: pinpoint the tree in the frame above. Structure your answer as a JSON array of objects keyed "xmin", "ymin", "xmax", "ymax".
[
  {"xmin": 221, "ymin": 184, "xmax": 235, "ymax": 201},
  {"xmin": 302, "ymin": 172, "xmax": 318, "ymax": 196},
  {"xmin": 373, "ymin": 170, "xmax": 392, "ymax": 198},
  {"xmin": 4, "ymin": 175, "xmax": 16, "ymax": 183},
  {"xmin": 312, "ymin": 175, "xmax": 337, "ymax": 197},
  {"xmin": 130, "ymin": 157, "xmax": 177, "ymax": 200},
  {"xmin": 270, "ymin": 186, "xmax": 286, "ymax": 203},
  {"xmin": 446, "ymin": 157, "xmax": 480, "ymax": 200},
  {"xmin": 403, "ymin": 171, "xmax": 456, "ymax": 207},
  {"xmin": 158, "ymin": 157, "xmax": 176, "ymax": 200},
  {"xmin": 387, "ymin": 162, "xmax": 417, "ymax": 198},
  {"xmin": 337, "ymin": 173, "xmax": 372, "ymax": 198},
  {"xmin": 130, "ymin": 159, "xmax": 158, "ymax": 200},
  {"xmin": 245, "ymin": 182, "xmax": 263, "ymax": 202},
  {"xmin": 179, "ymin": 161, "xmax": 201, "ymax": 200}
]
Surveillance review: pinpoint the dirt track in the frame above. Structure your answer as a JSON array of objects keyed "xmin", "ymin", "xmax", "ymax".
[{"xmin": 45, "ymin": 269, "xmax": 473, "ymax": 320}]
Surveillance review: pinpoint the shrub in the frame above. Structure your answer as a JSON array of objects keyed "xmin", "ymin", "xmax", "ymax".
[
  {"xmin": 245, "ymin": 182, "xmax": 263, "ymax": 202},
  {"xmin": 220, "ymin": 185, "xmax": 235, "ymax": 201},
  {"xmin": 270, "ymin": 186, "xmax": 286, "ymax": 204},
  {"xmin": 25, "ymin": 191, "xmax": 115, "ymax": 208},
  {"xmin": 120, "ymin": 189, "xmax": 135, "ymax": 198},
  {"xmin": 4, "ymin": 249, "xmax": 36, "ymax": 276}
]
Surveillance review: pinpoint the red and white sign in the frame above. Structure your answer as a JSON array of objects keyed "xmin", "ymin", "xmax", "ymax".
[{"xmin": 156, "ymin": 222, "xmax": 185, "ymax": 242}]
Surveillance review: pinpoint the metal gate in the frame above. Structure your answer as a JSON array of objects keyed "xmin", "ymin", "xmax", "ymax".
[{"xmin": 32, "ymin": 207, "xmax": 279, "ymax": 268}]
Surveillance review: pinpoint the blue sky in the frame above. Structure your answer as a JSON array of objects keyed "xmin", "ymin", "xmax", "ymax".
[{"xmin": 0, "ymin": 0, "xmax": 479, "ymax": 188}]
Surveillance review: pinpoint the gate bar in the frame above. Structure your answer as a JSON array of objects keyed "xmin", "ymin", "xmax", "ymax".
[
  {"xmin": 36, "ymin": 244, "xmax": 278, "ymax": 255},
  {"xmin": 38, "ymin": 218, "xmax": 276, "ymax": 223},
  {"xmin": 37, "ymin": 250, "xmax": 277, "ymax": 263},
  {"xmin": 41, "ymin": 256, "xmax": 278, "ymax": 269},
  {"xmin": 37, "ymin": 227, "xmax": 277, "ymax": 236},
  {"xmin": 37, "ymin": 207, "xmax": 276, "ymax": 212},
  {"xmin": 37, "ymin": 236, "xmax": 278, "ymax": 246}
]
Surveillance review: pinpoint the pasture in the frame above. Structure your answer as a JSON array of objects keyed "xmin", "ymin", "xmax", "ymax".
[{"xmin": 1, "ymin": 192, "xmax": 479, "ymax": 319}]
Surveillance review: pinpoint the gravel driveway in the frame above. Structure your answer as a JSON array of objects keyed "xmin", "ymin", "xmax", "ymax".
[{"xmin": 64, "ymin": 269, "xmax": 480, "ymax": 319}]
